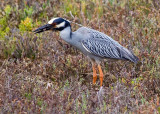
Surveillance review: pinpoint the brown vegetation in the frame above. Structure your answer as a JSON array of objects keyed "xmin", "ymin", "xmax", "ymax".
[{"xmin": 0, "ymin": 0, "xmax": 159, "ymax": 113}]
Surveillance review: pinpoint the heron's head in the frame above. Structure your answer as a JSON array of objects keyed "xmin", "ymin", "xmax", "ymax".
[{"xmin": 33, "ymin": 17, "xmax": 71, "ymax": 33}]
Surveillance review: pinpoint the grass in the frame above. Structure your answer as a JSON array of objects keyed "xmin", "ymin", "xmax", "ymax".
[{"xmin": 0, "ymin": 0, "xmax": 160, "ymax": 113}]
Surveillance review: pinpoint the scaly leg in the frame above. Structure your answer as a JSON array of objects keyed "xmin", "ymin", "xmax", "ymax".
[
  {"xmin": 92, "ymin": 62, "xmax": 97, "ymax": 85},
  {"xmin": 98, "ymin": 64, "xmax": 104, "ymax": 86}
]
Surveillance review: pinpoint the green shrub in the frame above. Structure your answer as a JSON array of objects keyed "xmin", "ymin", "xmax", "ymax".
[
  {"xmin": 19, "ymin": 17, "xmax": 33, "ymax": 32},
  {"xmin": 0, "ymin": 5, "xmax": 12, "ymax": 39},
  {"xmin": 4, "ymin": 5, "xmax": 12, "ymax": 16}
]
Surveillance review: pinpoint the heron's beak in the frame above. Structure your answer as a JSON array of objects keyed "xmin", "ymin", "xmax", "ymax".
[{"xmin": 33, "ymin": 24, "xmax": 53, "ymax": 33}]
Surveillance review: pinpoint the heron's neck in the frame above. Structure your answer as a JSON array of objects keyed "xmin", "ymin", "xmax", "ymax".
[{"xmin": 60, "ymin": 26, "xmax": 72, "ymax": 42}]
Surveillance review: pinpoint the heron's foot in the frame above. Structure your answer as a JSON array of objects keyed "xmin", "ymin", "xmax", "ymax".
[
  {"xmin": 92, "ymin": 63, "xmax": 97, "ymax": 85},
  {"xmin": 93, "ymin": 74, "xmax": 97, "ymax": 85},
  {"xmin": 98, "ymin": 64, "xmax": 104, "ymax": 87},
  {"xmin": 100, "ymin": 76, "xmax": 103, "ymax": 87}
]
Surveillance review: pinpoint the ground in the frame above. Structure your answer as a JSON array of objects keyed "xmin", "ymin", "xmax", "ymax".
[{"xmin": 0, "ymin": 0, "xmax": 160, "ymax": 113}]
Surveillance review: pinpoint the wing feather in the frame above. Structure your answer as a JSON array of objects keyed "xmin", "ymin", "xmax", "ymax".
[
  {"xmin": 82, "ymin": 38, "xmax": 122, "ymax": 59},
  {"xmin": 80, "ymin": 27, "xmax": 138, "ymax": 63}
]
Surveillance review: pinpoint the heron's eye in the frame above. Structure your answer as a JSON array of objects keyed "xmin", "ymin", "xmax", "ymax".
[{"xmin": 51, "ymin": 23, "xmax": 57, "ymax": 27}]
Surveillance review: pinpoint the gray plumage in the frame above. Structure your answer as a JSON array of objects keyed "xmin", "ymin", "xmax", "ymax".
[
  {"xmin": 67, "ymin": 27, "xmax": 138, "ymax": 63},
  {"xmin": 34, "ymin": 18, "xmax": 139, "ymax": 63},
  {"xmin": 79, "ymin": 27, "xmax": 139, "ymax": 63},
  {"xmin": 34, "ymin": 17, "xmax": 139, "ymax": 87}
]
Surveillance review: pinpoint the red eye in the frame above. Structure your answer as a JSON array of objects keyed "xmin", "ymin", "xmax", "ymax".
[{"xmin": 52, "ymin": 23, "xmax": 57, "ymax": 27}]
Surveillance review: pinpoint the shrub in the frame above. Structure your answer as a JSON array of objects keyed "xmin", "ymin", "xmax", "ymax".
[{"xmin": 19, "ymin": 17, "xmax": 33, "ymax": 32}]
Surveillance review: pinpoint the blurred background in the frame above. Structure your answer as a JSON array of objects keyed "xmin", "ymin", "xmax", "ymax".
[{"xmin": 0, "ymin": 0, "xmax": 159, "ymax": 113}]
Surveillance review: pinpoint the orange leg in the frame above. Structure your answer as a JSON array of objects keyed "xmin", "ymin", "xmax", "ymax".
[
  {"xmin": 98, "ymin": 64, "xmax": 104, "ymax": 86},
  {"xmin": 92, "ymin": 63, "xmax": 97, "ymax": 85}
]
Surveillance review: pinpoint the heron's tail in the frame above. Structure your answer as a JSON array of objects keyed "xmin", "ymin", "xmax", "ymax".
[
  {"xmin": 128, "ymin": 54, "xmax": 139, "ymax": 63},
  {"xmin": 121, "ymin": 47, "xmax": 139, "ymax": 63}
]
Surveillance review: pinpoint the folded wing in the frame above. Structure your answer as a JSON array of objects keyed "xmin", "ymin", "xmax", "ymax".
[{"xmin": 82, "ymin": 38, "xmax": 138, "ymax": 63}]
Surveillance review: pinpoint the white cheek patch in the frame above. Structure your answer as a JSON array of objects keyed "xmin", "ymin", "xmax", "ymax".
[
  {"xmin": 56, "ymin": 21, "xmax": 65, "ymax": 28},
  {"xmin": 48, "ymin": 17, "xmax": 59, "ymax": 24}
]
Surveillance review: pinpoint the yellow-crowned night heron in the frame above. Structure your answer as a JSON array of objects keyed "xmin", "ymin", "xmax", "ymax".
[{"xmin": 34, "ymin": 17, "xmax": 139, "ymax": 86}]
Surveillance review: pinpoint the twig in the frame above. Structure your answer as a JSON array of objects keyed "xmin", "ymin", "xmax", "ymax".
[
  {"xmin": 69, "ymin": 11, "xmax": 75, "ymax": 19},
  {"xmin": 68, "ymin": 20, "xmax": 83, "ymax": 27}
]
